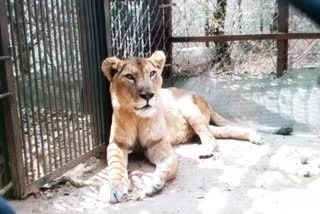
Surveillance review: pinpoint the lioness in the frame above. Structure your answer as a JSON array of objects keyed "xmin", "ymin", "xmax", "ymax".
[{"xmin": 100, "ymin": 51, "xmax": 292, "ymax": 203}]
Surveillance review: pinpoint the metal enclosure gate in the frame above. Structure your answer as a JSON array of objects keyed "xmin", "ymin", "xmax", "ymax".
[{"xmin": 0, "ymin": 0, "xmax": 112, "ymax": 198}]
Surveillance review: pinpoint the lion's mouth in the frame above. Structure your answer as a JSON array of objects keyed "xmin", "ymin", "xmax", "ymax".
[{"xmin": 134, "ymin": 104, "xmax": 152, "ymax": 110}]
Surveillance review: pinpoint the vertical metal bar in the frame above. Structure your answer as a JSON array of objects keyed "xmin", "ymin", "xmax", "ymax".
[
  {"xmin": 123, "ymin": 0, "xmax": 127, "ymax": 56},
  {"xmin": 61, "ymin": 0, "xmax": 77, "ymax": 160},
  {"xmin": 78, "ymin": 0, "xmax": 90, "ymax": 154},
  {"xmin": 138, "ymin": 0, "xmax": 143, "ymax": 55},
  {"xmin": 104, "ymin": 0, "xmax": 113, "ymax": 57},
  {"xmin": 71, "ymin": 0, "xmax": 83, "ymax": 156},
  {"xmin": 126, "ymin": 0, "xmax": 131, "ymax": 55},
  {"xmin": 125, "ymin": 2, "xmax": 128, "ymax": 55},
  {"xmin": 56, "ymin": 0, "xmax": 72, "ymax": 163},
  {"xmin": 68, "ymin": 1, "xmax": 84, "ymax": 157},
  {"xmin": 83, "ymin": 0, "xmax": 98, "ymax": 151},
  {"xmin": 277, "ymin": 0, "xmax": 289, "ymax": 77},
  {"xmin": 116, "ymin": 1, "xmax": 122, "ymax": 56},
  {"xmin": 50, "ymin": 0, "xmax": 65, "ymax": 167},
  {"xmin": 88, "ymin": 0, "xmax": 100, "ymax": 149},
  {"xmin": 133, "ymin": 0, "xmax": 138, "ymax": 55},
  {"xmin": 14, "ymin": 0, "xmax": 42, "ymax": 181},
  {"xmin": 24, "ymin": 0, "xmax": 44, "ymax": 178},
  {"xmin": 88, "ymin": 0, "xmax": 102, "ymax": 149},
  {"xmin": 150, "ymin": 0, "xmax": 164, "ymax": 52},
  {"xmin": 6, "ymin": 0, "xmax": 31, "ymax": 184},
  {"xmin": 45, "ymin": 0, "xmax": 59, "ymax": 169},
  {"xmin": 163, "ymin": 0, "xmax": 172, "ymax": 80},
  {"xmin": 0, "ymin": 0, "xmax": 26, "ymax": 198},
  {"xmin": 134, "ymin": 0, "xmax": 140, "ymax": 56},
  {"xmin": 136, "ymin": 0, "xmax": 140, "ymax": 56},
  {"xmin": 103, "ymin": 0, "xmax": 114, "ymax": 146},
  {"xmin": 64, "ymin": 0, "xmax": 79, "ymax": 158},
  {"xmin": 120, "ymin": 1, "xmax": 125, "ymax": 56},
  {"xmin": 39, "ymin": 0, "xmax": 54, "ymax": 173},
  {"xmin": 82, "ymin": 0, "xmax": 94, "ymax": 152},
  {"xmin": 109, "ymin": 0, "xmax": 116, "ymax": 56},
  {"xmin": 142, "ymin": 0, "xmax": 150, "ymax": 56},
  {"xmin": 95, "ymin": 0, "xmax": 109, "ymax": 145},
  {"xmin": 32, "ymin": 0, "xmax": 49, "ymax": 176}
]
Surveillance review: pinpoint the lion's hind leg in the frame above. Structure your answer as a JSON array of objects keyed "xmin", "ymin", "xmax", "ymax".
[
  {"xmin": 208, "ymin": 125, "xmax": 262, "ymax": 144},
  {"xmin": 179, "ymin": 95, "xmax": 219, "ymax": 159}
]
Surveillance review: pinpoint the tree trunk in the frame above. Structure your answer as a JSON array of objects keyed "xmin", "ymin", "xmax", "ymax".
[{"xmin": 205, "ymin": 0, "xmax": 231, "ymax": 71}]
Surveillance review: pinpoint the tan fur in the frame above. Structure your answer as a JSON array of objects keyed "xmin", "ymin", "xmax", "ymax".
[{"xmin": 99, "ymin": 51, "xmax": 261, "ymax": 203}]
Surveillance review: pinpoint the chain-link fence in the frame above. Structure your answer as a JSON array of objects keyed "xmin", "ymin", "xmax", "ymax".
[
  {"xmin": 169, "ymin": 0, "xmax": 320, "ymax": 78},
  {"xmin": 108, "ymin": 0, "xmax": 320, "ymax": 78},
  {"xmin": 109, "ymin": 0, "xmax": 172, "ymax": 58}
]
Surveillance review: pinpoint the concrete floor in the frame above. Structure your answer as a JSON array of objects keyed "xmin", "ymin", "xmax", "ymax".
[
  {"xmin": 9, "ymin": 69, "xmax": 320, "ymax": 214},
  {"xmin": 9, "ymin": 134, "xmax": 320, "ymax": 214}
]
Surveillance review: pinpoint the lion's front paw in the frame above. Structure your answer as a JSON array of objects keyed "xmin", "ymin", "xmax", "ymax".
[
  {"xmin": 140, "ymin": 173, "xmax": 165, "ymax": 197},
  {"xmin": 199, "ymin": 143, "xmax": 219, "ymax": 159},
  {"xmin": 99, "ymin": 178, "xmax": 130, "ymax": 203}
]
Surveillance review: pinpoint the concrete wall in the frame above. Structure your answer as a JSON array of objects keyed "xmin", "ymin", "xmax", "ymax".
[{"xmin": 175, "ymin": 68, "xmax": 320, "ymax": 135}]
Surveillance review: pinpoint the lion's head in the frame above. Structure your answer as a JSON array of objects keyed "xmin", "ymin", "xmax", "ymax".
[{"xmin": 101, "ymin": 51, "xmax": 166, "ymax": 118}]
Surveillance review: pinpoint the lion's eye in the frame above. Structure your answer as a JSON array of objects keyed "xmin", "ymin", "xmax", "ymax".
[
  {"xmin": 150, "ymin": 70, "xmax": 156, "ymax": 78},
  {"xmin": 125, "ymin": 74, "xmax": 134, "ymax": 80}
]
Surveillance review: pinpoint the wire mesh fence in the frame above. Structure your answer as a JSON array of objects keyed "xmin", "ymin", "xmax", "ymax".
[
  {"xmin": 169, "ymin": 0, "xmax": 320, "ymax": 78},
  {"xmin": 109, "ymin": 0, "xmax": 172, "ymax": 58}
]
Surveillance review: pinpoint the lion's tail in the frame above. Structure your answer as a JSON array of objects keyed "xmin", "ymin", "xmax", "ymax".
[
  {"xmin": 208, "ymin": 106, "xmax": 233, "ymax": 127},
  {"xmin": 209, "ymin": 106, "xmax": 293, "ymax": 136},
  {"xmin": 256, "ymin": 127, "xmax": 293, "ymax": 135}
]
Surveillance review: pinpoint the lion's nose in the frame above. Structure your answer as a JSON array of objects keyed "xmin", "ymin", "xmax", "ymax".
[{"xmin": 139, "ymin": 92, "xmax": 154, "ymax": 101}]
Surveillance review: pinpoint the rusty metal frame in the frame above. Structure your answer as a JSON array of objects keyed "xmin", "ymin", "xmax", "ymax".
[
  {"xmin": 169, "ymin": 1, "xmax": 319, "ymax": 77},
  {"xmin": 23, "ymin": 145, "xmax": 105, "ymax": 198},
  {"xmin": 170, "ymin": 33, "xmax": 320, "ymax": 43},
  {"xmin": 277, "ymin": 0, "xmax": 289, "ymax": 77},
  {"xmin": 20, "ymin": 0, "xmax": 110, "ymax": 198},
  {"xmin": 0, "ymin": 0, "xmax": 26, "ymax": 198},
  {"xmin": 0, "ymin": 0, "xmax": 112, "ymax": 198},
  {"xmin": 170, "ymin": 31, "xmax": 320, "ymax": 77}
]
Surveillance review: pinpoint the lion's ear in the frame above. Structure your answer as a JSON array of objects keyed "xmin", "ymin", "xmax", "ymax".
[
  {"xmin": 101, "ymin": 57, "xmax": 124, "ymax": 81},
  {"xmin": 149, "ymin": 50, "xmax": 166, "ymax": 71}
]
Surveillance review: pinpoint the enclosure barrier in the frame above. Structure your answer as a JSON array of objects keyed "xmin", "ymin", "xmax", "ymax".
[
  {"xmin": 0, "ymin": 0, "xmax": 319, "ymax": 198},
  {"xmin": 168, "ymin": 0, "xmax": 320, "ymax": 78},
  {"xmin": 1, "ymin": 0, "xmax": 111, "ymax": 198}
]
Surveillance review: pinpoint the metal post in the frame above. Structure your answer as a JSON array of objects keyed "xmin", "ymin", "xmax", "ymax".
[
  {"xmin": 0, "ymin": 0, "xmax": 26, "ymax": 198},
  {"xmin": 163, "ymin": 0, "xmax": 173, "ymax": 81},
  {"xmin": 150, "ymin": 0, "xmax": 165, "ymax": 52},
  {"xmin": 277, "ymin": 0, "xmax": 289, "ymax": 77},
  {"xmin": 104, "ymin": 0, "xmax": 113, "ymax": 57}
]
